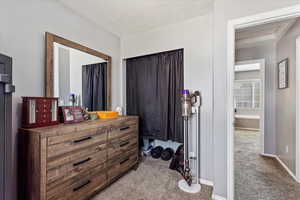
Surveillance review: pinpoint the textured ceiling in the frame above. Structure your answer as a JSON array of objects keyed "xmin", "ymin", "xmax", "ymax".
[
  {"xmin": 58, "ymin": 0, "xmax": 213, "ymax": 36},
  {"xmin": 236, "ymin": 18, "xmax": 297, "ymax": 41},
  {"xmin": 235, "ymin": 18, "xmax": 298, "ymax": 49}
]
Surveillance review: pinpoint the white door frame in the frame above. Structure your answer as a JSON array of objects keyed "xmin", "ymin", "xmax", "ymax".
[
  {"xmin": 235, "ymin": 59, "xmax": 265, "ymax": 154},
  {"xmin": 227, "ymin": 5, "xmax": 300, "ymax": 200},
  {"xmin": 296, "ymin": 37, "xmax": 300, "ymax": 184}
]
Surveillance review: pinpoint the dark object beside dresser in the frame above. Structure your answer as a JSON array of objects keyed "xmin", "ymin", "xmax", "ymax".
[
  {"xmin": 161, "ymin": 148, "xmax": 174, "ymax": 161},
  {"xmin": 151, "ymin": 146, "xmax": 164, "ymax": 159},
  {"xmin": 18, "ymin": 116, "xmax": 139, "ymax": 200}
]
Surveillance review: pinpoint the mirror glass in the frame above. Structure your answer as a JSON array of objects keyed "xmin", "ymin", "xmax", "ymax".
[{"xmin": 53, "ymin": 42, "xmax": 108, "ymax": 111}]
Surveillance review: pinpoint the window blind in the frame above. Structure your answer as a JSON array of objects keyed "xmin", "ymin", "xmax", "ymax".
[{"xmin": 234, "ymin": 80, "xmax": 260, "ymax": 110}]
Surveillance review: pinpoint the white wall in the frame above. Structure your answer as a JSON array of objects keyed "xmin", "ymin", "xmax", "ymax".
[
  {"xmin": 213, "ymin": 0, "xmax": 300, "ymax": 198},
  {"xmin": 236, "ymin": 43, "xmax": 277, "ymax": 154},
  {"xmin": 121, "ymin": 14, "xmax": 214, "ymax": 182},
  {"xmin": 58, "ymin": 47, "xmax": 71, "ymax": 105},
  {"xmin": 0, "ymin": 1, "xmax": 120, "ymax": 199},
  {"xmin": 276, "ymin": 19, "xmax": 300, "ymax": 174}
]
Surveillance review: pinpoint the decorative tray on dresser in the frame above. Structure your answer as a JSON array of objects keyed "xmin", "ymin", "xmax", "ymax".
[{"xmin": 18, "ymin": 116, "xmax": 139, "ymax": 200}]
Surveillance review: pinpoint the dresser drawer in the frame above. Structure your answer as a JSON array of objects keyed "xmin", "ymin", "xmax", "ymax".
[
  {"xmin": 47, "ymin": 165, "xmax": 106, "ymax": 200},
  {"xmin": 108, "ymin": 122, "xmax": 138, "ymax": 141},
  {"xmin": 107, "ymin": 151, "xmax": 138, "ymax": 183},
  {"xmin": 47, "ymin": 147, "xmax": 106, "ymax": 184},
  {"xmin": 107, "ymin": 134, "xmax": 138, "ymax": 161},
  {"xmin": 48, "ymin": 125, "xmax": 108, "ymax": 145},
  {"xmin": 47, "ymin": 128, "xmax": 107, "ymax": 158},
  {"xmin": 47, "ymin": 143, "xmax": 106, "ymax": 170}
]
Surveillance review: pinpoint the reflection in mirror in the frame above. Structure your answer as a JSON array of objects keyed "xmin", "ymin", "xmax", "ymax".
[{"xmin": 53, "ymin": 42, "xmax": 108, "ymax": 111}]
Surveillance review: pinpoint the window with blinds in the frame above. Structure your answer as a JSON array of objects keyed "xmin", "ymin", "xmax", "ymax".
[{"xmin": 234, "ymin": 80, "xmax": 260, "ymax": 109}]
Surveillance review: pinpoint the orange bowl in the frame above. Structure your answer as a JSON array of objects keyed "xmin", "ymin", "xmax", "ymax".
[{"xmin": 96, "ymin": 111, "xmax": 119, "ymax": 119}]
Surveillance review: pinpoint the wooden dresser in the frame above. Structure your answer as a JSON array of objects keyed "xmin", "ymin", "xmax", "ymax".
[{"xmin": 19, "ymin": 116, "xmax": 139, "ymax": 200}]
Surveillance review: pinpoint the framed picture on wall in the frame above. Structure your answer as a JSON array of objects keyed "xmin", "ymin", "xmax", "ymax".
[{"xmin": 278, "ymin": 58, "xmax": 289, "ymax": 89}]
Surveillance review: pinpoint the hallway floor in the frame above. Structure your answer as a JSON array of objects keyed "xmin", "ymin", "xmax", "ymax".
[{"xmin": 235, "ymin": 130, "xmax": 300, "ymax": 200}]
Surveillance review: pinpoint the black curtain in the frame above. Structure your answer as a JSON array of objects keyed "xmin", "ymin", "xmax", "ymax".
[
  {"xmin": 82, "ymin": 62, "xmax": 107, "ymax": 111},
  {"xmin": 126, "ymin": 49, "xmax": 184, "ymax": 143}
]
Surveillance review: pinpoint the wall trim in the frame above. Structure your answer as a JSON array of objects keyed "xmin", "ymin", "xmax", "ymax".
[
  {"xmin": 275, "ymin": 156, "xmax": 299, "ymax": 182},
  {"xmin": 212, "ymin": 194, "xmax": 227, "ymax": 200},
  {"xmin": 227, "ymin": 4, "xmax": 300, "ymax": 200},
  {"xmin": 260, "ymin": 153, "xmax": 277, "ymax": 158},
  {"xmin": 261, "ymin": 153, "xmax": 299, "ymax": 182},
  {"xmin": 296, "ymin": 37, "xmax": 300, "ymax": 183}
]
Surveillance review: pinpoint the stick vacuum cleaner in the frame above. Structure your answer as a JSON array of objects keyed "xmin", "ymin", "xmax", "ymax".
[{"xmin": 178, "ymin": 89, "xmax": 202, "ymax": 193}]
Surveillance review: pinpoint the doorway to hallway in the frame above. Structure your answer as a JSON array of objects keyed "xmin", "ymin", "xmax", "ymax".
[{"xmin": 228, "ymin": 7, "xmax": 300, "ymax": 199}]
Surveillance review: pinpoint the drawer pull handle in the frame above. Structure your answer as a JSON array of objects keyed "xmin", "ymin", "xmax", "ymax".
[
  {"xmin": 120, "ymin": 141, "xmax": 129, "ymax": 147},
  {"xmin": 120, "ymin": 127, "xmax": 130, "ymax": 131},
  {"xmin": 73, "ymin": 180, "xmax": 91, "ymax": 192},
  {"xmin": 73, "ymin": 136, "xmax": 92, "ymax": 144},
  {"xmin": 73, "ymin": 157, "xmax": 91, "ymax": 167},
  {"xmin": 120, "ymin": 158, "xmax": 129, "ymax": 165}
]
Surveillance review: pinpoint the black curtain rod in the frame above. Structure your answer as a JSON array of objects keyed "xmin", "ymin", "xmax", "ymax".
[{"xmin": 125, "ymin": 48, "xmax": 184, "ymax": 60}]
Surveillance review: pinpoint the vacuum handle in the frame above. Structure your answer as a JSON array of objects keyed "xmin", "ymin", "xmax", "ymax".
[
  {"xmin": 192, "ymin": 95, "xmax": 197, "ymax": 105},
  {"xmin": 190, "ymin": 91, "xmax": 201, "ymax": 105}
]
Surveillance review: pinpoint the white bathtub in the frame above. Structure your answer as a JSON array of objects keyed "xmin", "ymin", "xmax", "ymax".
[
  {"xmin": 235, "ymin": 114, "xmax": 260, "ymax": 130},
  {"xmin": 235, "ymin": 114, "xmax": 260, "ymax": 119}
]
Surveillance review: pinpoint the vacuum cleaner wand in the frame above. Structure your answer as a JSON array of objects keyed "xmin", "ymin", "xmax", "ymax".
[
  {"xmin": 182, "ymin": 118, "xmax": 192, "ymax": 186},
  {"xmin": 181, "ymin": 90, "xmax": 200, "ymax": 186}
]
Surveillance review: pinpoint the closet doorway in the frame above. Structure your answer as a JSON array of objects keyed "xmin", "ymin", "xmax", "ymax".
[{"xmin": 125, "ymin": 49, "xmax": 184, "ymax": 148}]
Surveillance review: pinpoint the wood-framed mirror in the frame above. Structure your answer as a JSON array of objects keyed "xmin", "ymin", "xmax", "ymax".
[{"xmin": 45, "ymin": 32, "xmax": 111, "ymax": 111}]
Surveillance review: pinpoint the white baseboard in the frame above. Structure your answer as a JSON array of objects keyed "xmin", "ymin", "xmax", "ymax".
[
  {"xmin": 200, "ymin": 179, "xmax": 214, "ymax": 186},
  {"xmin": 212, "ymin": 194, "xmax": 227, "ymax": 200},
  {"xmin": 275, "ymin": 156, "xmax": 299, "ymax": 182},
  {"xmin": 260, "ymin": 153, "xmax": 277, "ymax": 158},
  {"xmin": 261, "ymin": 153, "xmax": 299, "ymax": 182}
]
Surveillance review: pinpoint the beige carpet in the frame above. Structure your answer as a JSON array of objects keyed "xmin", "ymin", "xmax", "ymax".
[
  {"xmin": 235, "ymin": 130, "xmax": 300, "ymax": 200},
  {"xmin": 92, "ymin": 157, "xmax": 213, "ymax": 200}
]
